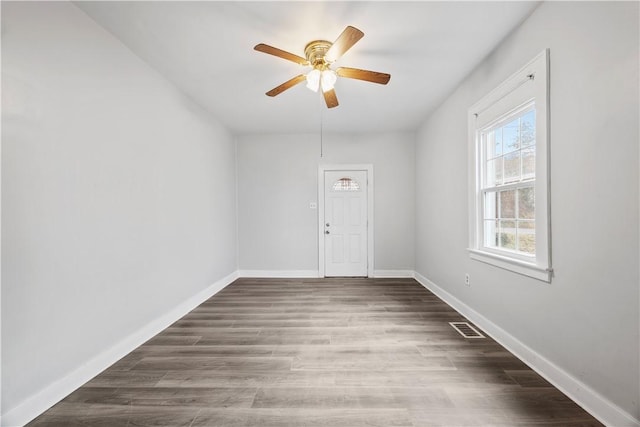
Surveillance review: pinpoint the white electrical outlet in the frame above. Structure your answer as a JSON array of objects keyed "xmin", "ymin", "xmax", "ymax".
[{"xmin": 465, "ymin": 273, "xmax": 470, "ymax": 286}]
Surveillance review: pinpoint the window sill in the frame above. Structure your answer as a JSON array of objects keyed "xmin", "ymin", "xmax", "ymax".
[{"xmin": 468, "ymin": 248, "xmax": 552, "ymax": 282}]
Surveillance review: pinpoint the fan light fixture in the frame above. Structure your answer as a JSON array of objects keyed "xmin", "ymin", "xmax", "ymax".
[
  {"xmin": 306, "ymin": 69, "xmax": 321, "ymax": 92},
  {"xmin": 320, "ymin": 70, "xmax": 337, "ymax": 92},
  {"xmin": 306, "ymin": 69, "xmax": 337, "ymax": 93},
  {"xmin": 254, "ymin": 26, "xmax": 391, "ymax": 108}
]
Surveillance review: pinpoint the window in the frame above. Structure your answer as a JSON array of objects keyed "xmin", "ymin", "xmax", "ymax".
[
  {"xmin": 482, "ymin": 107, "xmax": 535, "ymax": 255},
  {"xmin": 468, "ymin": 50, "xmax": 551, "ymax": 282},
  {"xmin": 332, "ymin": 177, "xmax": 360, "ymax": 191}
]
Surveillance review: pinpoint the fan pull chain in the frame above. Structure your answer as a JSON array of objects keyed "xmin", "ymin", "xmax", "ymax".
[{"xmin": 320, "ymin": 108, "xmax": 324, "ymax": 158}]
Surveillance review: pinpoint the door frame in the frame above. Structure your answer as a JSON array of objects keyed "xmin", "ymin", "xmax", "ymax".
[{"xmin": 318, "ymin": 164, "xmax": 374, "ymax": 277}]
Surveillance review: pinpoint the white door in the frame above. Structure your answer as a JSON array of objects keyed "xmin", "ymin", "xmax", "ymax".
[{"xmin": 324, "ymin": 170, "xmax": 368, "ymax": 277}]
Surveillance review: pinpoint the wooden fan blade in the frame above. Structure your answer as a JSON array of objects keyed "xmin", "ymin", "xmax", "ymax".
[
  {"xmin": 325, "ymin": 26, "xmax": 364, "ymax": 63},
  {"xmin": 254, "ymin": 43, "xmax": 309, "ymax": 65},
  {"xmin": 336, "ymin": 67, "xmax": 391, "ymax": 85},
  {"xmin": 323, "ymin": 88, "xmax": 339, "ymax": 108},
  {"xmin": 266, "ymin": 74, "xmax": 306, "ymax": 97}
]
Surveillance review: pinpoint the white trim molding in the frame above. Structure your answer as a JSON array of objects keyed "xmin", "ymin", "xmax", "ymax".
[
  {"xmin": 373, "ymin": 270, "xmax": 415, "ymax": 278},
  {"xmin": 2, "ymin": 271, "xmax": 239, "ymax": 427},
  {"xmin": 237, "ymin": 270, "xmax": 319, "ymax": 278},
  {"xmin": 468, "ymin": 249, "xmax": 551, "ymax": 282},
  {"xmin": 414, "ymin": 271, "xmax": 640, "ymax": 427},
  {"xmin": 318, "ymin": 164, "xmax": 374, "ymax": 278}
]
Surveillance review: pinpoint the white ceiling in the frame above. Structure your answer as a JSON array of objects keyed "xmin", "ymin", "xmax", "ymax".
[{"xmin": 76, "ymin": 1, "xmax": 539, "ymax": 134}]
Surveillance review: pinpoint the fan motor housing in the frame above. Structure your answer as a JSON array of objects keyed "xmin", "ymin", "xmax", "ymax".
[{"xmin": 304, "ymin": 40, "xmax": 332, "ymax": 69}]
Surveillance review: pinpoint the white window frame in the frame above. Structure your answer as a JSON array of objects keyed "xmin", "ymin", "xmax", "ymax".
[{"xmin": 468, "ymin": 49, "xmax": 552, "ymax": 282}]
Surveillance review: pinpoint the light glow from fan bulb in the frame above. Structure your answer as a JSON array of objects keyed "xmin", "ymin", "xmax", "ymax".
[
  {"xmin": 321, "ymin": 69, "xmax": 337, "ymax": 92},
  {"xmin": 306, "ymin": 69, "xmax": 321, "ymax": 92}
]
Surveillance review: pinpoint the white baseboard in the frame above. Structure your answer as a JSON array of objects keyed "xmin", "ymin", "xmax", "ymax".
[
  {"xmin": 238, "ymin": 270, "xmax": 415, "ymax": 279},
  {"xmin": 1, "ymin": 271, "xmax": 239, "ymax": 427},
  {"xmin": 238, "ymin": 270, "xmax": 319, "ymax": 278},
  {"xmin": 373, "ymin": 270, "xmax": 415, "ymax": 278},
  {"xmin": 414, "ymin": 271, "xmax": 640, "ymax": 427}
]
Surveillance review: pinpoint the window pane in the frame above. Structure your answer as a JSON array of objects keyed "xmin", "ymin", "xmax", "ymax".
[
  {"xmin": 484, "ymin": 191, "xmax": 498, "ymax": 219},
  {"xmin": 522, "ymin": 147, "xmax": 535, "ymax": 178},
  {"xmin": 517, "ymin": 221, "xmax": 536, "ymax": 254},
  {"xmin": 503, "ymin": 151, "xmax": 520, "ymax": 183},
  {"xmin": 499, "ymin": 189, "xmax": 516, "ymax": 218},
  {"xmin": 503, "ymin": 118, "xmax": 520, "ymax": 153},
  {"xmin": 521, "ymin": 110, "xmax": 535, "ymax": 147},
  {"xmin": 332, "ymin": 178, "xmax": 360, "ymax": 191},
  {"xmin": 484, "ymin": 220, "xmax": 499, "ymax": 248},
  {"xmin": 485, "ymin": 129, "xmax": 502, "ymax": 159},
  {"xmin": 477, "ymin": 103, "xmax": 541, "ymax": 259},
  {"xmin": 518, "ymin": 187, "xmax": 535, "ymax": 219},
  {"xmin": 499, "ymin": 220, "xmax": 516, "ymax": 250},
  {"xmin": 486, "ymin": 158, "xmax": 503, "ymax": 186}
]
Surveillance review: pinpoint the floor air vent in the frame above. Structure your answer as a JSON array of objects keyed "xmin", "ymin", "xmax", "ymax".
[{"xmin": 449, "ymin": 322, "xmax": 485, "ymax": 338}]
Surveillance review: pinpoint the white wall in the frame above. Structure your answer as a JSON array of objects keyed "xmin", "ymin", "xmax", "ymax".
[
  {"xmin": 415, "ymin": 1, "xmax": 639, "ymax": 424},
  {"xmin": 1, "ymin": 1, "xmax": 237, "ymax": 421},
  {"xmin": 237, "ymin": 131, "xmax": 415, "ymax": 274}
]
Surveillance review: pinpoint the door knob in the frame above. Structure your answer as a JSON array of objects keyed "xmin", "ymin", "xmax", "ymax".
[
  {"xmin": 326, "ymin": 223, "xmax": 330, "ymax": 227},
  {"xmin": 325, "ymin": 230, "xmax": 330, "ymax": 234}
]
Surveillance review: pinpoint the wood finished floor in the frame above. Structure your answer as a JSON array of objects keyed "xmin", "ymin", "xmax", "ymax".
[{"xmin": 28, "ymin": 278, "xmax": 603, "ymax": 426}]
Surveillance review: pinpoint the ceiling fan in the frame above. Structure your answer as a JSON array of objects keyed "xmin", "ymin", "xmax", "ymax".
[{"xmin": 254, "ymin": 26, "xmax": 391, "ymax": 108}]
